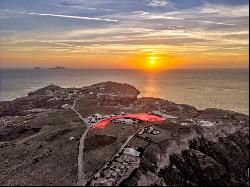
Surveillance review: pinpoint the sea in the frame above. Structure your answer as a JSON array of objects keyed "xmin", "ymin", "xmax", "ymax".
[{"xmin": 0, "ymin": 68, "xmax": 249, "ymax": 114}]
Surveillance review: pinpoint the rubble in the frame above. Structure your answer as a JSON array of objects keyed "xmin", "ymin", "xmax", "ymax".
[
  {"xmin": 89, "ymin": 146, "xmax": 141, "ymax": 186},
  {"xmin": 61, "ymin": 104, "xmax": 71, "ymax": 109},
  {"xmin": 151, "ymin": 111, "xmax": 177, "ymax": 119},
  {"xmin": 138, "ymin": 126, "xmax": 161, "ymax": 136},
  {"xmin": 124, "ymin": 148, "xmax": 140, "ymax": 157},
  {"xmin": 197, "ymin": 120, "xmax": 215, "ymax": 127},
  {"xmin": 112, "ymin": 118, "xmax": 137, "ymax": 125}
]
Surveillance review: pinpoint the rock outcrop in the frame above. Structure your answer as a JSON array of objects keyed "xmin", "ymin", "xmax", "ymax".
[{"xmin": 122, "ymin": 120, "xmax": 249, "ymax": 186}]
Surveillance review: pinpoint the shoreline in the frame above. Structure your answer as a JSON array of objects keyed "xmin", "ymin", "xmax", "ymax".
[{"xmin": 1, "ymin": 83, "xmax": 249, "ymax": 115}]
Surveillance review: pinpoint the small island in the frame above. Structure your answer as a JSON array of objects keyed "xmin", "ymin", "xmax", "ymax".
[
  {"xmin": 34, "ymin": 67, "xmax": 43, "ymax": 70},
  {"xmin": 49, "ymin": 66, "xmax": 66, "ymax": 70}
]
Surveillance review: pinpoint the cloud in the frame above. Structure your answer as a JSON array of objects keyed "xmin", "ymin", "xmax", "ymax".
[
  {"xmin": 40, "ymin": 40, "xmax": 83, "ymax": 48},
  {"xmin": 147, "ymin": 0, "xmax": 169, "ymax": 7},
  {"xmin": 200, "ymin": 3, "xmax": 249, "ymax": 17},
  {"xmin": 0, "ymin": 0, "xmax": 248, "ymax": 64},
  {"xmin": 197, "ymin": 20, "xmax": 238, "ymax": 26},
  {"xmin": 1, "ymin": 9, "xmax": 118, "ymax": 22},
  {"xmin": 50, "ymin": 3, "xmax": 112, "ymax": 12},
  {"xmin": 132, "ymin": 11, "xmax": 150, "ymax": 16},
  {"xmin": 145, "ymin": 14, "xmax": 183, "ymax": 20}
]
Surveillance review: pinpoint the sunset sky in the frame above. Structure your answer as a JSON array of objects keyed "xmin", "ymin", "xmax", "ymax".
[{"xmin": 0, "ymin": 0, "xmax": 249, "ymax": 70}]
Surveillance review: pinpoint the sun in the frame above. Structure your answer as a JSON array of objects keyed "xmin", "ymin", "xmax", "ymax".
[
  {"xmin": 147, "ymin": 56, "xmax": 159, "ymax": 70},
  {"xmin": 129, "ymin": 52, "xmax": 183, "ymax": 70},
  {"xmin": 128, "ymin": 53, "xmax": 164, "ymax": 70},
  {"xmin": 149, "ymin": 57, "xmax": 156, "ymax": 65}
]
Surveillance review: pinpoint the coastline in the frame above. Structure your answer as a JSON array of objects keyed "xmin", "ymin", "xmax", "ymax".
[{"xmin": 1, "ymin": 75, "xmax": 249, "ymax": 115}]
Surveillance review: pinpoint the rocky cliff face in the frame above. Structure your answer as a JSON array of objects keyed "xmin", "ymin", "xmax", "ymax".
[
  {"xmin": 123, "ymin": 119, "xmax": 248, "ymax": 186},
  {"xmin": 0, "ymin": 82, "xmax": 248, "ymax": 186}
]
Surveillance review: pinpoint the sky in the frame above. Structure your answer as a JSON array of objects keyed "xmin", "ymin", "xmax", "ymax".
[{"xmin": 0, "ymin": 0, "xmax": 249, "ymax": 70}]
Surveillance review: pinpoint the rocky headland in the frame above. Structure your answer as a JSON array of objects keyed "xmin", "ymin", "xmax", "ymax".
[{"xmin": 0, "ymin": 81, "xmax": 249, "ymax": 186}]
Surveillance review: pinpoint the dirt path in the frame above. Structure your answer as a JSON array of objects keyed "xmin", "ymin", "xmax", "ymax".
[
  {"xmin": 70, "ymin": 100, "xmax": 90, "ymax": 186},
  {"xmin": 71, "ymin": 101, "xmax": 87, "ymax": 123},
  {"xmin": 77, "ymin": 125, "xmax": 91, "ymax": 186}
]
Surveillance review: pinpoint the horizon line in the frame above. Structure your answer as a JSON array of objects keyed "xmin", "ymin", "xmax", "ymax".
[{"xmin": 1, "ymin": 67, "xmax": 249, "ymax": 71}]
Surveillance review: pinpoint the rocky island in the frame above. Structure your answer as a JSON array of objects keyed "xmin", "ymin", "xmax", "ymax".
[
  {"xmin": 0, "ymin": 81, "xmax": 249, "ymax": 186},
  {"xmin": 49, "ymin": 66, "xmax": 66, "ymax": 70},
  {"xmin": 34, "ymin": 67, "xmax": 43, "ymax": 70}
]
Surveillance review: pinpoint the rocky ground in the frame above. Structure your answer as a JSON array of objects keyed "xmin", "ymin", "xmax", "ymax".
[{"xmin": 0, "ymin": 81, "xmax": 249, "ymax": 186}]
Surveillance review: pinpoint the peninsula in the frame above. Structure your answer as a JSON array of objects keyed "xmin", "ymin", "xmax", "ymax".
[{"xmin": 0, "ymin": 82, "xmax": 248, "ymax": 186}]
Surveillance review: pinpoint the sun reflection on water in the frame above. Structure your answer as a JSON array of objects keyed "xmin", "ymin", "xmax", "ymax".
[{"xmin": 141, "ymin": 74, "xmax": 160, "ymax": 98}]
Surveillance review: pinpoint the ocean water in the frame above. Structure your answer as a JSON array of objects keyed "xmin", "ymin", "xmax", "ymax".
[{"xmin": 0, "ymin": 69, "xmax": 249, "ymax": 114}]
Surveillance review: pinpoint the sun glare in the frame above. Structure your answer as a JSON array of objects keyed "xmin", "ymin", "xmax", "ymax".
[
  {"xmin": 150, "ymin": 57, "xmax": 156, "ymax": 65},
  {"xmin": 129, "ymin": 52, "xmax": 176, "ymax": 71},
  {"xmin": 147, "ymin": 56, "xmax": 160, "ymax": 70}
]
